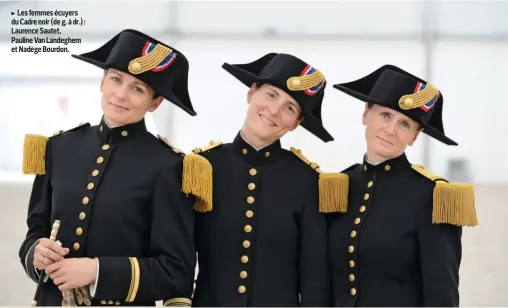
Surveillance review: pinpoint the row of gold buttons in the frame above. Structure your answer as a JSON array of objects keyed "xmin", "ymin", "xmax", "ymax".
[
  {"xmin": 75, "ymin": 144, "xmax": 110, "ymax": 252},
  {"xmin": 100, "ymin": 300, "xmax": 120, "ymax": 305},
  {"xmin": 238, "ymin": 167, "xmax": 258, "ymax": 294},
  {"xmin": 348, "ymin": 172, "xmax": 380, "ymax": 297}
]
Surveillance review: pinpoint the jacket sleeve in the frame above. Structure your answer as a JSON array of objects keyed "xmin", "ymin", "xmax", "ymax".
[
  {"xmin": 93, "ymin": 159, "xmax": 196, "ymax": 304},
  {"xmin": 299, "ymin": 177, "xmax": 332, "ymax": 306},
  {"xmin": 417, "ymin": 192, "xmax": 462, "ymax": 307},
  {"xmin": 18, "ymin": 138, "xmax": 53, "ymax": 283}
]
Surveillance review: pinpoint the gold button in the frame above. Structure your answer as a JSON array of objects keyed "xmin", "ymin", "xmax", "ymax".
[
  {"xmin": 238, "ymin": 285, "xmax": 246, "ymax": 293},
  {"xmin": 242, "ymin": 148, "xmax": 248, "ymax": 154},
  {"xmin": 363, "ymin": 165, "xmax": 367, "ymax": 171},
  {"xmin": 79, "ymin": 212, "xmax": 86, "ymax": 220},
  {"xmin": 349, "ymin": 274, "xmax": 355, "ymax": 282},
  {"xmin": 87, "ymin": 183, "xmax": 95, "ymax": 190},
  {"xmin": 249, "ymin": 168, "xmax": 257, "ymax": 176},
  {"xmin": 121, "ymin": 130, "xmax": 128, "ymax": 137},
  {"xmin": 102, "ymin": 144, "xmax": 110, "ymax": 150},
  {"xmin": 248, "ymin": 183, "xmax": 256, "ymax": 190},
  {"xmin": 101, "ymin": 300, "xmax": 107, "ymax": 305},
  {"xmin": 82, "ymin": 197, "xmax": 89, "ymax": 205},
  {"xmin": 348, "ymin": 245, "xmax": 355, "ymax": 253},
  {"xmin": 241, "ymin": 255, "xmax": 249, "ymax": 263},
  {"xmin": 402, "ymin": 97, "xmax": 413, "ymax": 108},
  {"xmin": 130, "ymin": 61, "xmax": 142, "ymax": 73},
  {"xmin": 73, "ymin": 243, "xmax": 80, "ymax": 251},
  {"xmin": 367, "ymin": 181, "xmax": 373, "ymax": 188},
  {"xmin": 364, "ymin": 193, "xmax": 369, "ymax": 200},
  {"xmin": 385, "ymin": 165, "xmax": 391, "ymax": 171},
  {"xmin": 350, "ymin": 230, "xmax": 357, "ymax": 238},
  {"xmin": 246, "ymin": 210, "xmax": 254, "ymax": 218},
  {"xmin": 265, "ymin": 152, "xmax": 270, "ymax": 157},
  {"xmin": 247, "ymin": 196, "xmax": 255, "ymax": 204},
  {"xmin": 244, "ymin": 225, "xmax": 252, "ymax": 233},
  {"xmin": 354, "ymin": 218, "xmax": 361, "ymax": 225},
  {"xmin": 108, "ymin": 300, "xmax": 114, "ymax": 305},
  {"xmin": 349, "ymin": 260, "xmax": 355, "ymax": 268},
  {"xmin": 97, "ymin": 157, "xmax": 104, "ymax": 164},
  {"xmin": 76, "ymin": 227, "xmax": 83, "ymax": 236},
  {"xmin": 242, "ymin": 240, "xmax": 251, "ymax": 248},
  {"xmin": 92, "ymin": 170, "xmax": 99, "ymax": 177},
  {"xmin": 240, "ymin": 271, "xmax": 248, "ymax": 279},
  {"xmin": 359, "ymin": 206, "xmax": 366, "ymax": 213},
  {"xmin": 291, "ymin": 79, "xmax": 301, "ymax": 88},
  {"xmin": 209, "ymin": 140, "xmax": 215, "ymax": 145},
  {"xmin": 350, "ymin": 288, "xmax": 357, "ymax": 296},
  {"xmin": 115, "ymin": 301, "xmax": 120, "ymax": 306}
]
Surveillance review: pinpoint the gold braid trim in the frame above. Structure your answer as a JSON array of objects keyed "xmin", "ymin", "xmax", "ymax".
[
  {"xmin": 164, "ymin": 297, "xmax": 192, "ymax": 307},
  {"xmin": 289, "ymin": 147, "xmax": 348, "ymax": 213},
  {"xmin": 129, "ymin": 44, "xmax": 173, "ymax": 75},
  {"xmin": 287, "ymin": 69, "xmax": 325, "ymax": 92},
  {"xmin": 24, "ymin": 239, "xmax": 40, "ymax": 278},
  {"xmin": 399, "ymin": 83, "xmax": 440, "ymax": 110},
  {"xmin": 126, "ymin": 257, "xmax": 140, "ymax": 302},
  {"xmin": 23, "ymin": 134, "xmax": 48, "ymax": 175}
]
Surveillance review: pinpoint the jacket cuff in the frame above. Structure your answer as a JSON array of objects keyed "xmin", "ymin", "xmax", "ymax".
[
  {"xmin": 24, "ymin": 239, "xmax": 41, "ymax": 282},
  {"xmin": 164, "ymin": 298, "xmax": 192, "ymax": 307},
  {"xmin": 94, "ymin": 257, "xmax": 139, "ymax": 302}
]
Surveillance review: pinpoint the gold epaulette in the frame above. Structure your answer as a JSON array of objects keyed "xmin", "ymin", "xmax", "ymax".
[
  {"xmin": 157, "ymin": 134, "xmax": 184, "ymax": 155},
  {"xmin": 23, "ymin": 134, "xmax": 49, "ymax": 175},
  {"xmin": 23, "ymin": 127, "xmax": 73, "ymax": 175},
  {"xmin": 411, "ymin": 164, "xmax": 478, "ymax": 227},
  {"xmin": 22, "ymin": 123, "xmax": 90, "ymax": 175},
  {"xmin": 182, "ymin": 140, "xmax": 222, "ymax": 213},
  {"xmin": 289, "ymin": 147, "xmax": 348, "ymax": 213},
  {"xmin": 164, "ymin": 298, "xmax": 192, "ymax": 307}
]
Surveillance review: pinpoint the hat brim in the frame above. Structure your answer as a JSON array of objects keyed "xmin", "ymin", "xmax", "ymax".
[
  {"xmin": 223, "ymin": 63, "xmax": 334, "ymax": 142},
  {"xmin": 333, "ymin": 84, "xmax": 457, "ymax": 146},
  {"xmin": 72, "ymin": 54, "xmax": 197, "ymax": 116}
]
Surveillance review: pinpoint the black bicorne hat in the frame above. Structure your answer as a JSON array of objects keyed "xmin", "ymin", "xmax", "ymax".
[
  {"xmin": 71, "ymin": 29, "xmax": 196, "ymax": 116},
  {"xmin": 222, "ymin": 53, "xmax": 333, "ymax": 142},
  {"xmin": 333, "ymin": 64, "xmax": 457, "ymax": 145}
]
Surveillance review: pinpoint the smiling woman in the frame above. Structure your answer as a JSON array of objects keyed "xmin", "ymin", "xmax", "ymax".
[
  {"xmin": 241, "ymin": 83, "xmax": 303, "ymax": 148},
  {"xmin": 183, "ymin": 52, "xmax": 339, "ymax": 307},
  {"xmin": 100, "ymin": 69, "xmax": 164, "ymax": 127},
  {"xmin": 17, "ymin": 29, "xmax": 198, "ymax": 307}
]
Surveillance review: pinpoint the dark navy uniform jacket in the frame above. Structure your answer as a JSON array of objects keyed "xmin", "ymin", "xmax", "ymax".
[
  {"xmin": 327, "ymin": 153, "xmax": 477, "ymax": 307},
  {"xmin": 189, "ymin": 133, "xmax": 331, "ymax": 307},
  {"xmin": 19, "ymin": 118, "xmax": 196, "ymax": 306}
]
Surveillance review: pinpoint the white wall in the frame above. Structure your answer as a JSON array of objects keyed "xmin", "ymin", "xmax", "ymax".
[{"xmin": 2, "ymin": 38, "xmax": 506, "ymax": 183}]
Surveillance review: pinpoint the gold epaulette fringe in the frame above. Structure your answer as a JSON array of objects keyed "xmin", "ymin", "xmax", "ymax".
[
  {"xmin": 411, "ymin": 164, "xmax": 478, "ymax": 227},
  {"xmin": 22, "ymin": 134, "xmax": 48, "ymax": 175},
  {"xmin": 433, "ymin": 181, "xmax": 478, "ymax": 227},
  {"xmin": 318, "ymin": 173, "xmax": 349, "ymax": 213},
  {"xmin": 289, "ymin": 147, "xmax": 349, "ymax": 213},
  {"xmin": 182, "ymin": 141, "xmax": 222, "ymax": 212}
]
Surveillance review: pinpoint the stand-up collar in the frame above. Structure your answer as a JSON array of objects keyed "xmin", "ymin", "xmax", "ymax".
[
  {"xmin": 96, "ymin": 116, "xmax": 147, "ymax": 144},
  {"xmin": 232, "ymin": 131, "xmax": 285, "ymax": 166}
]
